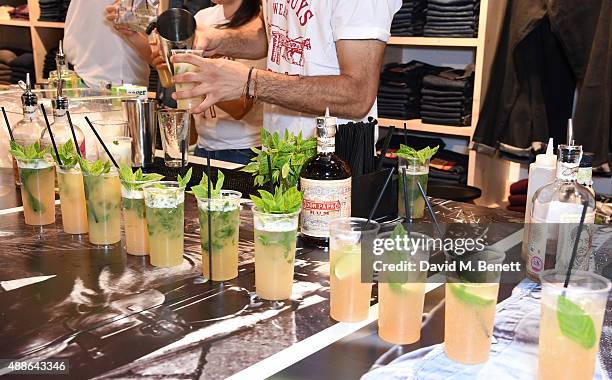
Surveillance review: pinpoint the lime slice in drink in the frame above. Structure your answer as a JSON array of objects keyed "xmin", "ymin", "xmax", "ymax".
[
  {"xmin": 448, "ymin": 284, "xmax": 495, "ymax": 307},
  {"xmin": 333, "ymin": 252, "xmax": 361, "ymax": 281}
]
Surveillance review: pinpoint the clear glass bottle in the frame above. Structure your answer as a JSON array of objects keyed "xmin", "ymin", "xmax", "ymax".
[
  {"xmin": 577, "ymin": 153, "xmax": 595, "ymax": 197},
  {"xmin": 40, "ymin": 84, "xmax": 86, "ymax": 157},
  {"xmin": 48, "ymin": 41, "xmax": 80, "ymax": 91},
  {"xmin": 526, "ymin": 144, "xmax": 596, "ymax": 281},
  {"xmin": 12, "ymin": 74, "xmax": 48, "ymax": 186},
  {"xmin": 299, "ymin": 109, "xmax": 352, "ymax": 247}
]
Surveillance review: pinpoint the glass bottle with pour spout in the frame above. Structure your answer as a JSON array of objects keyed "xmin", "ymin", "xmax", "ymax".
[
  {"xmin": 48, "ymin": 41, "xmax": 80, "ymax": 91},
  {"xmin": 11, "ymin": 73, "xmax": 48, "ymax": 186},
  {"xmin": 526, "ymin": 144, "xmax": 596, "ymax": 281},
  {"xmin": 40, "ymin": 80, "xmax": 86, "ymax": 157}
]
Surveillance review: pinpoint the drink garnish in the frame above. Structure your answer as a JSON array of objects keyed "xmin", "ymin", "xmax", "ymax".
[
  {"xmin": 118, "ymin": 164, "xmax": 163, "ymax": 191},
  {"xmin": 55, "ymin": 140, "xmax": 79, "ymax": 168},
  {"xmin": 78, "ymin": 157, "xmax": 112, "ymax": 176},
  {"xmin": 9, "ymin": 140, "xmax": 49, "ymax": 160},
  {"xmin": 332, "ymin": 248, "xmax": 361, "ymax": 280},
  {"xmin": 192, "ymin": 170, "xmax": 225, "ymax": 199},
  {"xmin": 556, "ymin": 295, "xmax": 596, "ymax": 349},
  {"xmin": 396, "ymin": 145, "xmax": 439, "ymax": 165},
  {"xmin": 449, "ymin": 283, "xmax": 495, "ymax": 307},
  {"xmin": 250, "ymin": 186, "xmax": 302, "ymax": 214},
  {"xmin": 243, "ymin": 129, "xmax": 316, "ymax": 189},
  {"xmin": 177, "ymin": 167, "xmax": 193, "ymax": 189}
]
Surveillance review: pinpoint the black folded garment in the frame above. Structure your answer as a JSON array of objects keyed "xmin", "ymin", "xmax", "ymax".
[
  {"xmin": 426, "ymin": 15, "xmax": 477, "ymax": 22},
  {"xmin": 425, "ymin": 22, "xmax": 477, "ymax": 29},
  {"xmin": 423, "ymin": 30, "xmax": 476, "ymax": 37},
  {"xmin": 379, "ymin": 84, "xmax": 419, "ymax": 96},
  {"xmin": 421, "ymin": 104, "xmax": 471, "ymax": 113},
  {"xmin": 378, "ymin": 110, "xmax": 420, "ymax": 119},
  {"xmin": 423, "ymin": 74, "xmax": 473, "ymax": 92},
  {"xmin": 426, "ymin": 10, "xmax": 476, "ymax": 17},
  {"xmin": 428, "ymin": 0, "xmax": 478, "ymax": 6},
  {"xmin": 427, "ymin": 3, "xmax": 477, "ymax": 11},
  {"xmin": 422, "ymin": 115, "xmax": 471, "ymax": 126},
  {"xmin": 421, "ymin": 90, "xmax": 466, "ymax": 98},
  {"xmin": 421, "ymin": 110, "xmax": 465, "ymax": 118},
  {"xmin": 421, "ymin": 100, "xmax": 465, "ymax": 107},
  {"xmin": 379, "ymin": 94, "xmax": 419, "ymax": 103}
]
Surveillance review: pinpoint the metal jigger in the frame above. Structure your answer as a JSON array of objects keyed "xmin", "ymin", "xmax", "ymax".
[{"xmin": 156, "ymin": 8, "xmax": 197, "ymax": 76}]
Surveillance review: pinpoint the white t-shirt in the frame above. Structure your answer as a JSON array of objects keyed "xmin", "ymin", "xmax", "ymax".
[
  {"xmin": 262, "ymin": 0, "xmax": 401, "ymax": 138},
  {"xmin": 194, "ymin": 6, "xmax": 265, "ymax": 150},
  {"xmin": 64, "ymin": 0, "xmax": 150, "ymax": 87}
]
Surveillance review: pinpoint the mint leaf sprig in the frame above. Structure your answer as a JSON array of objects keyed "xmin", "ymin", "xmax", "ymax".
[
  {"xmin": 192, "ymin": 170, "xmax": 224, "ymax": 199},
  {"xmin": 118, "ymin": 164, "xmax": 164, "ymax": 191},
  {"xmin": 250, "ymin": 186, "xmax": 302, "ymax": 214},
  {"xmin": 177, "ymin": 167, "xmax": 193, "ymax": 189},
  {"xmin": 9, "ymin": 140, "xmax": 49, "ymax": 161},
  {"xmin": 243, "ymin": 129, "xmax": 316, "ymax": 189},
  {"xmin": 54, "ymin": 140, "xmax": 80, "ymax": 169},
  {"xmin": 556, "ymin": 295, "xmax": 597, "ymax": 349},
  {"xmin": 78, "ymin": 157, "xmax": 113, "ymax": 176},
  {"xmin": 396, "ymin": 145, "xmax": 439, "ymax": 165}
]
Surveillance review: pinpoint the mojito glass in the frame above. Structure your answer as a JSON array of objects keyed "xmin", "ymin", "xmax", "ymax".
[
  {"xmin": 329, "ymin": 218, "xmax": 380, "ymax": 322},
  {"xmin": 105, "ymin": 136, "xmax": 132, "ymax": 165},
  {"xmin": 144, "ymin": 181, "xmax": 185, "ymax": 267},
  {"xmin": 171, "ymin": 49, "xmax": 204, "ymax": 111},
  {"xmin": 253, "ymin": 207, "xmax": 300, "ymax": 300},
  {"xmin": 197, "ymin": 190, "xmax": 242, "ymax": 281},
  {"xmin": 378, "ymin": 231, "xmax": 430, "ymax": 344},
  {"xmin": 398, "ymin": 157, "xmax": 429, "ymax": 220},
  {"xmin": 57, "ymin": 166, "xmax": 88, "ymax": 234},
  {"xmin": 83, "ymin": 169, "xmax": 122, "ymax": 245},
  {"xmin": 121, "ymin": 180, "xmax": 155, "ymax": 256},
  {"xmin": 157, "ymin": 109, "xmax": 190, "ymax": 168},
  {"xmin": 538, "ymin": 270, "xmax": 611, "ymax": 380},
  {"xmin": 444, "ymin": 248, "xmax": 505, "ymax": 364},
  {"xmin": 16, "ymin": 158, "xmax": 56, "ymax": 226}
]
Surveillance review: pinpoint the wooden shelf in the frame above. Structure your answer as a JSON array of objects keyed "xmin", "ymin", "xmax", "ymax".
[
  {"xmin": 378, "ymin": 118, "xmax": 475, "ymax": 137},
  {"xmin": 32, "ymin": 21, "xmax": 65, "ymax": 29},
  {"xmin": 388, "ymin": 36, "xmax": 479, "ymax": 47},
  {"xmin": 0, "ymin": 19, "xmax": 31, "ymax": 27}
]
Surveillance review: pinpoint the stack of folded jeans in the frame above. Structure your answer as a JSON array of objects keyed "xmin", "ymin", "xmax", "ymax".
[
  {"xmin": 420, "ymin": 68, "xmax": 474, "ymax": 126},
  {"xmin": 38, "ymin": 0, "xmax": 71, "ymax": 22},
  {"xmin": 424, "ymin": 0, "xmax": 480, "ymax": 37},
  {"xmin": 378, "ymin": 61, "xmax": 440, "ymax": 120},
  {"xmin": 391, "ymin": 0, "xmax": 426, "ymax": 36}
]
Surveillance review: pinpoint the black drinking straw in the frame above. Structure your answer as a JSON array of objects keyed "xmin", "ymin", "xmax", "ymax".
[
  {"xmin": 1, "ymin": 106, "xmax": 14, "ymax": 141},
  {"xmin": 416, "ymin": 181, "xmax": 444, "ymax": 239},
  {"xmin": 66, "ymin": 111, "xmax": 82, "ymax": 158},
  {"xmin": 205, "ymin": 150, "xmax": 213, "ymax": 281},
  {"xmin": 266, "ymin": 154, "xmax": 274, "ymax": 191},
  {"xmin": 364, "ymin": 167, "xmax": 395, "ymax": 230},
  {"xmin": 563, "ymin": 200, "xmax": 589, "ymax": 288},
  {"xmin": 85, "ymin": 116, "xmax": 119, "ymax": 168},
  {"xmin": 40, "ymin": 105, "xmax": 63, "ymax": 166},
  {"xmin": 377, "ymin": 126, "xmax": 394, "ymax": 170},
  {"xmin": 401, "ymin": 167, "xmax": 411, "ymax": 235},
  {"xmin": 403, "ymin": 123, "xmax": 408, "ymax": 146},
  {"xmin": 180, "ymin": 139, "xmax": 186, "ymax": 167}
]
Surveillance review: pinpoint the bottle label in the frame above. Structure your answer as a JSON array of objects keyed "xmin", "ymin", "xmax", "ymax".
[
  {"xmin": 300, "ymin": 177, "xmax": 351, "ymax": 238},
  {"xmin": 556, "ymin": 162, "xmax": 579, "ymax": 181},
  {"xmin": 576, "ymin": 168, "xmax": 593, "ymax": 187},
  {"xmin": 317, "ymin": 137, "xmax": 335, "ymax": 154}
]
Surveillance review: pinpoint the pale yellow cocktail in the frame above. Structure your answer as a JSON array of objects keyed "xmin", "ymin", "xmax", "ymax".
[
  {"xmin": 57, "ymin": 166, "xmax": 88, "ymax": 234},
  {"xmin": 83, "ymin": 169, "xmax": 122, "ymax": 245},
  {"xmin": 17, "ymin": 158, "xmax": 56, "ymax": 226}
]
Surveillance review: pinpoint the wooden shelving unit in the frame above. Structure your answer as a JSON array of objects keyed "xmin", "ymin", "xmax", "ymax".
[
  {"xmin": 381, "ymin": 0, "xmax": 503, "ymax": 190},
  {"xmin": 0, "ymin": 0, "xmax": 66, "ymax": 84}
]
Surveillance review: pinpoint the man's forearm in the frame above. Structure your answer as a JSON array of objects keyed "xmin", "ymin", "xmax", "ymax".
[{"xmin": 255, "ymin": 70, "xmax": 377, "ymax": 120}]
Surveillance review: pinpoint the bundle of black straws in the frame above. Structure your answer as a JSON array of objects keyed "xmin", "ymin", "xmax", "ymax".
[{"xmin": 336, "ymin": 118, "xmax": 378, "ymax": 176}]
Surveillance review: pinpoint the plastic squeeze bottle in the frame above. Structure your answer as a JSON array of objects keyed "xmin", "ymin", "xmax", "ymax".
[{"xmin": 521, "ymin": 138, "xmax": 556, "ymax": 261}]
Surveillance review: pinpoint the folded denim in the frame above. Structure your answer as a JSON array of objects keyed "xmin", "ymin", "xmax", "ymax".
[
  {"xmin": 379, "ymin": 99, "xmax": 419, "ymax": 107},
  {"xmin": 425, "ymin": 21, "xmax": 477, "ymax": 28},
  {"xmin": 421, "ymin": 100, "xmax": 465, "ymax": 107},
  {"xmin": 423, "ymin": 30, "xmax": 476, "ymax": 36},
  {"xmin": 379, "ymin": 96, "xmax": 419, "ymax": 103},
  {"xmin": 421, "ymin": 110, "xmax": 466, "ymax": 118},
  {"xmin": 379, "ymin": 111, "xmax": 420, "ymax": 119},
  {"xmin": 423, "ymin": 75, "xmax": 472, "ymax": 92},
  {"xmin": 428, "ymin": 0, "xmax": 478, "ymax": 5},
  {"xmin": 426, "ymin": 10, "xmax": 476, "ymax": 17},
  {"xmin": 390, "ymin": 28, "xmax": 424, "ymax": 34},
  {"xmin": 421, "ymin": 89, "xmax": 468, "ymax": 97},
  {"xmin": 427, "ymin": 3, "xmax": 477, "ymax": 11},
  {"xmin": 421, "ymin": 104, "xmax": 471, "ymax": 113},
  {"xmin": 392, "ymin": 21, "xmax": 425, "ymax": 28},
  {"xmin": 379, "ymin": 84, "xmax": 419, "ymax": 93},
  {"xmin": 422, "ymin": 116, "xmax": 471, "ymax": 125}
]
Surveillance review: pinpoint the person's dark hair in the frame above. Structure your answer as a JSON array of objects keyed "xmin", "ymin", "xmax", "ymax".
[{"xmin": 220, "ymin": 0, "xmax": 260, "ymax": 29}]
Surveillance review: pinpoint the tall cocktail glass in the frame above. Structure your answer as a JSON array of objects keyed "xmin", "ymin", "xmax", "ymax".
[
  {"xmin": 17, "ymin": 158, "xmax": 56, "ymax": 226},
  {"xmin": 329, "ymin": 217, "xmax": 380, "ymax": 322},
  {"xmin": 398, "ymin": 157, "xmax": 429, "ymax": 220},
  {"xmin": 197, "ymin": 190, "xmax": 242, "ymax": 281},
  {"xmin": 83, "ymin": 168, "xmax": 122, "ymax": 245},
  {"xmin": 253, "ymin": 207, "xmax": 300, "ymax": 300},
  {"xmin": 143, "ymin": 181, "xmax": 185, "ymax": 267},
  {"xmin": 57, "ymin": 165, "xmax": 88, "ymax": 234}
]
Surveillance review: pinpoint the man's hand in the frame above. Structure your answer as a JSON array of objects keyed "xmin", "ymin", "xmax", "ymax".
[
  {"xmin": 171, "ymin": 54, "xmax": 250, "ymax": 114},
  {"xmin": 104, "ymin": 1, "xmax": 137, "ymax": 38},
  {"xmin": 193, "ymin": 25, "xmax": 226, "ymax": 58}
]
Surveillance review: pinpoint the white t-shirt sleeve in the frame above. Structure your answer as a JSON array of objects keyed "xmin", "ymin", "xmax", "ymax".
[{"xmin": 331, "ymin": 0, "xmax": 402, "ymax": 42}]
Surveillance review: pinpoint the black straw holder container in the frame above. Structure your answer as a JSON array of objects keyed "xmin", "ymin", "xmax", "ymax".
[{"xmin": 351, "ymin": 168, "xmax": 398, "ymax": 221}]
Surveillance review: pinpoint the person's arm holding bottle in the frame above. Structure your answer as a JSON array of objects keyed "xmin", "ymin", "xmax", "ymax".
[{"xmin": 103, "ymin": 1, "xmax": 153, "ymax": 64}]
